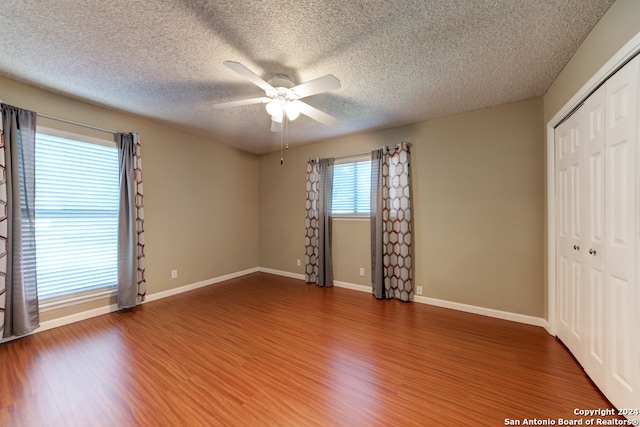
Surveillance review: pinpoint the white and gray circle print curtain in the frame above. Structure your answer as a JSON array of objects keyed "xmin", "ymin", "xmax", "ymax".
[
  {"xmin": 304, "ymin": 157, "xmax": 334, "ymax": 287},
  {"xmin": 116, "ymin": 132, "xmax": 146, "ymax": 309},
  {"xmin": 371, "ymin": 142, "xmax": 413, "ymax": 302}
]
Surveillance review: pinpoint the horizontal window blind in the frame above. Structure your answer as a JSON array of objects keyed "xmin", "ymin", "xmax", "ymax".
[
  {"xmin": 332, "ymin": 160, "xmax": 371, "ymax": 215},
  {"xmin": 35, "ymin": 133, "xmax": 119, "ymax": 301}
]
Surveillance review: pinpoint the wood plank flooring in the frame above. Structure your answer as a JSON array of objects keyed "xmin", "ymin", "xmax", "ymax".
[{"xmin": 0, "ymin": 273, "xmax": 623, "ymax": 426}]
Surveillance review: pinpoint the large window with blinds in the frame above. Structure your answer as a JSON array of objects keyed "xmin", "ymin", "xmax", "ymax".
[
  {"xmin": 332, "ymin": 158, "xmax": 371, "ymax": 216},
  {"xmin": 35, "ymin": 129, "xmax": 119, "ymax": 304}
]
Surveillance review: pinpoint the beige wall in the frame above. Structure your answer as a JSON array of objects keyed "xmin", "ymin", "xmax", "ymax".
[
  {"xmin": 259, "ymin": 98, "xmax": 545, "ymax": 317},
  {"xmin": 0, "ymin": 76, "xmax": 260, "ymax": 322}
]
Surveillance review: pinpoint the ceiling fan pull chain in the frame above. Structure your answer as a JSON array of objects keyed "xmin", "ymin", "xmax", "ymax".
[
  {"xmin": 280, "ymin": 111, "xmax": 285, "ymax": 165},
  {"xmin": 286, "ymin": 114, "xmax": 290, "ymax": 164}
]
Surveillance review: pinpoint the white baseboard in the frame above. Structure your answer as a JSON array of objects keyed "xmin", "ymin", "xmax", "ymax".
[
  {"xmin": 29, "ymin": 267, "xmax": 260, "ymax": 338},
  {"xmin": 258, "ymin": 267, "xmax": 304, "ymax": 281},
  {"xmin": 37, "ymin": 303, "xmax": 120, "ymax": 334},
  {"xmin": 334, "ymin": 280, "xmax": 371, "ymax": 293},
  {"xmin": 257, "ymin": 268, "xmax": 370, "ymax": 292},
  {"xmin": 259, "ymin": 268, "xmax": 547, "ymax": 329},
  {"xmin": 22, "ymin": 267, "xmax": 546, "ymax": 341},
  {"xmin": 144, "ymin": 267, "xmax": 259, "ymax": 302},
  {"xmin": 415, "ymin": 295, "xmax": 547, "ymax": 328},
  {"xmin": 0, "ymin": 302, "xmax": 120, "ymax": 344}
]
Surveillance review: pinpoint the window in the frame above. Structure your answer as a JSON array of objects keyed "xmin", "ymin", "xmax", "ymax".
[
  {"xmin": 35, "ymin": 129, "xmax": 119, "ymax": 304},
  {"xmin": 332, "ymin": 158, "xmax": 371, "ymax": 216}
]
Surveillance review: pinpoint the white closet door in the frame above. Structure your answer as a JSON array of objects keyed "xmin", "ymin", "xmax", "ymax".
[
  {"xmin": 604, "ymin": 54, "xmax": 639, "ymax": 412},
  {"xmin": 555, "ymin": 105, "xmax": 586, "ymax": 359},
  {"xmin": 555, "ymin": 54, "xmax": 640, "ymax": 418},
  {"xmin": 581, "ymin": 85, "xmax": 606, "ymax": 387}
]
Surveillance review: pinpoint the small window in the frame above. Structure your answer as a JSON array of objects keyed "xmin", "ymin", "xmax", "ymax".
[
  {"xmin": 332, "ymin": 158, "xmax": 371, "ymax": 216},
  {"xmin": 35, "ymin": 129, "xmax": 119, "ymax": 303}
]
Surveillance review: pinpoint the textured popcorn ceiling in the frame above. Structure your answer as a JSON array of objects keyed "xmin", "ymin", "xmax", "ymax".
[{"xmin": 0, "ymin": 0, "xmax": 615, "ymax": 154}]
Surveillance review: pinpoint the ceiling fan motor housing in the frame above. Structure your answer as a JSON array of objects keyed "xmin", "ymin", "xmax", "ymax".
[{"xmin": 267, "ymin": 74, "xmax": 295, "ymax": 90}]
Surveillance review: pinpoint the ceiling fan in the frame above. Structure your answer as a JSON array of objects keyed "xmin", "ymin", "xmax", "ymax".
[{"xmin": 213, "ymin": 61, "xmax": 341, "ymax": 131}]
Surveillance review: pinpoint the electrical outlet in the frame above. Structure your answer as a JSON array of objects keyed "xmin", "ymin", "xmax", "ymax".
[
  {"xmin": 171, "ymin": 269, "xmax": 178, "ymax": 279},
  {"xmin": 296, "ymin": 259, "xmax": 301, "ymax": 266},
  {"xmin": 359, "ymin": 268, "xmax": 365, "ymax": 277},
  {"xmin": 416, "ymin": 286, "xmax": 423, "ymax": 296}
]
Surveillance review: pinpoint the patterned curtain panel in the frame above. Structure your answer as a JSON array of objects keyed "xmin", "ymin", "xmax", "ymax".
[
  {"xmin": 371, "ymin": 142, "xmax": 413, "ymax": 301},
  {"xmin": 304, "ymin": 158, "xmax": 320, "ymax": 283},
  {"xmin": 116, "ymin": 132, "xmax": 146, "ymax": 309},
  {"xmin": 304, "ymin": 157, "xmax": 335, "ymax": 286},
  {"xmin": 0, "ymin": 103, "xmax": 40, "ymax": 338}
]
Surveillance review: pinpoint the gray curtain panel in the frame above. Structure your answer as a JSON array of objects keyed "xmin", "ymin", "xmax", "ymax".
[
  {"xmin": 317, "ymin": 158, "xmax": 334, "ymax": 287},
  {"xmin": 1, "ymin": 103, "xmax": 39, "ymax": 338},
  {"xmin": 116, "ymin": 133, "xmax": 146, "ymax": 309},
  {"xmin": 370, "ymin": 143, "xmax": 413, "ymax": 301}
]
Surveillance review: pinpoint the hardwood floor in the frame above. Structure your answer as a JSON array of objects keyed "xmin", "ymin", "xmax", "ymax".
[{"xmin": 0, "ymin": 273, "xmax": 624, "ymax": 426}]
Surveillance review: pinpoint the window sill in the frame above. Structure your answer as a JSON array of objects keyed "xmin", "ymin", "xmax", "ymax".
[
  {"xmin": 39, "ymin": 289, "xmax": 116, "ymax": 313},
  {"xmin": 332, "ymin": 215, "xmax": 371, "ymax": 222}
]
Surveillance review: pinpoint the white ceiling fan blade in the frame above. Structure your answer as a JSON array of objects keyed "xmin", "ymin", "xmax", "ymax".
[
  {"xmin": 212, "ymin": 97, "xmax": 271, "ymax": 109},
  {"xmin": 291, "ymin": 100, "xmax": 339, "ymax": 127},
  {"xmin": 271, "ymin": 119, "xmax": 282, "ymax": 132},
  {"xmin": 223, "ymin": 61, "xmax": 274, "ymax": 93},
  {"xmin": 289, "ymin": 75, "xmax": 341, "ymax": 99}
]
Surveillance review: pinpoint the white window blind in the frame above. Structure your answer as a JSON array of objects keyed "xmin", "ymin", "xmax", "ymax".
[
  {"xmin": 332, "ymin": 160, "xmax": 371, "ymax": 216},
  {"xmin": 35, "ymin": 132, "xmax": 119, "ymax": 302}
]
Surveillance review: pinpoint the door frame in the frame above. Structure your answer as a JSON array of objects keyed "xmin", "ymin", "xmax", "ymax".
[{"xmin": 546, "ymin": 32, "xmax": 640, "ymax": 336}]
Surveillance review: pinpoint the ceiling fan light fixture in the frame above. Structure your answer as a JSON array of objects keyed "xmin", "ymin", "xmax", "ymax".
[
  {"xmin": 271, "ymin": 112, "xmax": 283, "ymax": 123},
  {"xmin": 266, "ymin": 96, "xmax": 300, "ymax": 122},
  {"xmin": 285, "ymin": 102, "xmax": 300, "ymax": 121},
  {"xmin": 265, "ymin": 98, "xmax": 282, "ymax": 117}
]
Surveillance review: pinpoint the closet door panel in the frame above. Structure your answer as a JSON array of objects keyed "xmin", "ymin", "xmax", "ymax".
[
  {"xmin": 555, "ymin": 110, "xmax": 585, "ymax": 356},
  {"xmin": 604, "ymin": 55, "xmax": 639, "ymax": 411},
  {"xmin": 583, "ymin": 85, "xmax": 606, "ymax": 384},
  {"xmin": 611, "ymin": 276, "xmax": 634, "ymax": 391},
  {"xmin": 588, "ymin": 269, "xmax": 605, "ymax": 365}
]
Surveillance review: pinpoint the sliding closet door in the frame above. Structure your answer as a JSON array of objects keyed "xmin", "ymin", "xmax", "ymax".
[{"xmin": 603, "ymin": 55, "xmax": 639, "ymax": 411}]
